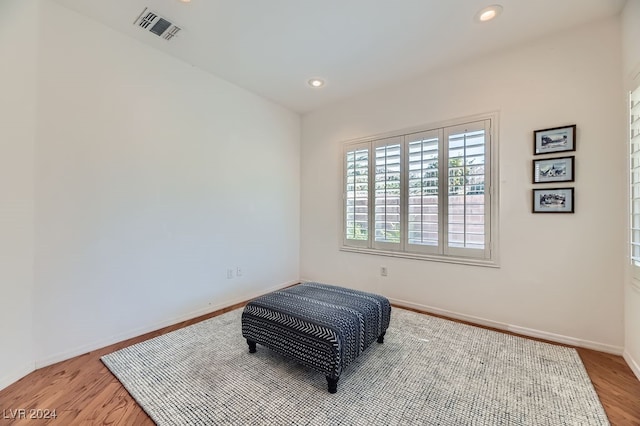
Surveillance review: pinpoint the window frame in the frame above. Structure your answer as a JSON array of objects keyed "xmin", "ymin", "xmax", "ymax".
[
  {"xmin": 341, "ymin": 112, "xmax": 499, "ymax": 267},
  {"xmin": 629, "ymin": 84, "xmax": 640, "ymax": 284}
]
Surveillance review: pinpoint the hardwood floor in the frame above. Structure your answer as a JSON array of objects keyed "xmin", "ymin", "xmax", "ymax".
[{"xmin": 1, "ymin": 303, "xmax": 639, "ymax": 425}]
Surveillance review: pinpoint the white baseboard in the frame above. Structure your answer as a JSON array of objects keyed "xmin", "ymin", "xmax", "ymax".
[
  {"xmin": 0, "ymin": 362, "xmax": 35, "ymax": 392},
  {"xmin": 35, "ymin": 280, "xmax": 298, "ymax": 369},
  {"xmin": 28, "ymin": 285, "xmax": 631, "ymax": 376},
  {"xmin": 390, "ymin": 297, "xmax": 624, "ymax": 355},
  {"xmin": 623, "ymin": 350, "xmax": 640, "ymax": 381}
]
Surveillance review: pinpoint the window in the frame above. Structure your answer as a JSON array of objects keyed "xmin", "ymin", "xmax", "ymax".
[
  {"xmin": 630, "ymin": 85, "xmax": 640, "ymax": 277},
  {"xmin": 374, "ymin": 137, "xmax": 402, "ymax": 248},
  {"xmin": 343, "ymin": 114, "xmax": 497, "ymax": 266},
  {"xmin": 345, "ymin": 146, "xmax": 369, "ymax": 245}
]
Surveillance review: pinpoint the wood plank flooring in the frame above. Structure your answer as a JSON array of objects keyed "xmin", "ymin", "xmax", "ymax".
[{"xmin": 1, "ymin": 302, "xmax": 639, "ymax": 425}]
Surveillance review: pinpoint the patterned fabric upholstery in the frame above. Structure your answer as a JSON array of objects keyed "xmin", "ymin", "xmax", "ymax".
[{"xmin": 242, "ymin": 282, "xmax": 391, "ymax": 382}]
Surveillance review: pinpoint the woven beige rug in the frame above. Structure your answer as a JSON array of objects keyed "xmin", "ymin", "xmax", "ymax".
[{"xmin": 102, "ymin": 307, "xmax": 609, "ymax": 425}]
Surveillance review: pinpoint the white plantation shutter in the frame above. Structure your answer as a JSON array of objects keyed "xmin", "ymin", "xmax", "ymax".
[
  {"xmin": 374, "ymin": 137, "xmax": 403, "ymax": 249},
  {"xmin": 444, "ymin": 120, "xmax": 491, "ymax": 259},
  {"xmin": 344, "ymin": 144, "xmax": 369, "ymax": 247},
  {"xmin": 630, "ymin": 86, "xmax": 640, "ymax": 272},
  {"xmin": 406, "ymin": 130, "xmax": 441, "ymax": 254},
  {"xmin": 342, "ymin": 114, "xmax": 496, "ymax": 265}
]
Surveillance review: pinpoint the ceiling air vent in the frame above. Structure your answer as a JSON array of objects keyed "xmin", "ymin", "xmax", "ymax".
[{"xmin": 134, "ymin": 8, "xmax": 181, "ymax": 41}]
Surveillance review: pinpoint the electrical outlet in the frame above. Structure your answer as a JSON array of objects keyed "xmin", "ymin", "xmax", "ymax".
[
  {"xmin": 236, "ymin": 267, "xmax": 242, "ymax": 277},
  {"xmin": 380, "ymin": 266, "xmax": 388, "ymax": 277},
  {"xmin": 226, "ymin": 269, "xmax": 234, "ymax": 279}
]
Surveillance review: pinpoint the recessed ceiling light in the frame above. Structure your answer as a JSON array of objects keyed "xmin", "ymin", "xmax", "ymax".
[
  {"xmin": 475, "ymin": 5, "xmax": 503, "ymax": 22},
  {"xmin": 308, "ymin": 78, "xmax": 325, "ymax": 88},
  {"xmin": 178, "ymin": 0, "xmax": 191, "ymax": 3}
]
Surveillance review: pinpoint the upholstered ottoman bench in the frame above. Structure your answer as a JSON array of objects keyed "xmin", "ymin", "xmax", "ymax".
[{"xmin": 241, "ymin": 282, "xmax": 391, "ymax": 393}]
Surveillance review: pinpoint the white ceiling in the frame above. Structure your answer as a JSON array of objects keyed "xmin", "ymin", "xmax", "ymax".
[{"xmin": 51, "ymin": 0, "xmax": 626, "ymax": 114}]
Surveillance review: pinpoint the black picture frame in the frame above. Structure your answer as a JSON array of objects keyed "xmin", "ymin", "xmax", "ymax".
[
  {"xmin": 533, "ymin": 125, "xmax": 576, "ymax": 155},
  {"xmin": 532, "ymin": 156, "xmax": 575, "ymax": 184},
  {"xmin": 532, "ymin": 187, "xmax": 574, "ymax": 213}
]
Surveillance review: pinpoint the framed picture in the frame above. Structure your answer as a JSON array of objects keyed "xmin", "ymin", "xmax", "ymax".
[
  {"xmin": 533, "ymin": 156, "xmax": 574, "ymax": 183},
  {"xmin": 532, "ymin": 188, "xmax": 574, "ymax": 213},
  {"xmin": 533, "ymin": 124, "xmax": 576, "ymax": 155}
]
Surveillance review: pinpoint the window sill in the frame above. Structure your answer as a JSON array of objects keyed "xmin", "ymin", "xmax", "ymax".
[{"xmin": 340, "ymin": 246, "xmax": 499, "ymax": 268}]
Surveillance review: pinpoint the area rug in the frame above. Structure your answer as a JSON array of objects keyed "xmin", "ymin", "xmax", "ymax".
[{"xmin": 101, "ymin": 307, "xmax": 609, "ymax": 425}]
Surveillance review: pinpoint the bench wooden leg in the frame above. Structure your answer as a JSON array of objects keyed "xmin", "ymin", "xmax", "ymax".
[
  {"xmin": 247, "ymin": 339, "xmax": 256, "ymax": 353},
  {"xmin": 377, "ymin": 332, "xmax": 385, "ymax": 344},
  {"xmin": 326, "ymin": 376, "xmax": 339, "ymax": 394}
]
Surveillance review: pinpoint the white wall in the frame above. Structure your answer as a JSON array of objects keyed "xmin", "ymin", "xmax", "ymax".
[
  {"xmin": 622, "ymin": 0, "xmax": 640, "ymax": 83},
  {"xmin": 32, "ymin": 1, "xmax": 300, "ymax": 366},
  {"xmin": 622, "ymin": 0, "xmax": 640, "ymax": 380},
  {"xmin": 301, "ymin": 18, "xmax": 625, "ymax": 352},
  {"xmin": 0, "ymin": 0, "xmax": 37, "ymax": 390}
]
